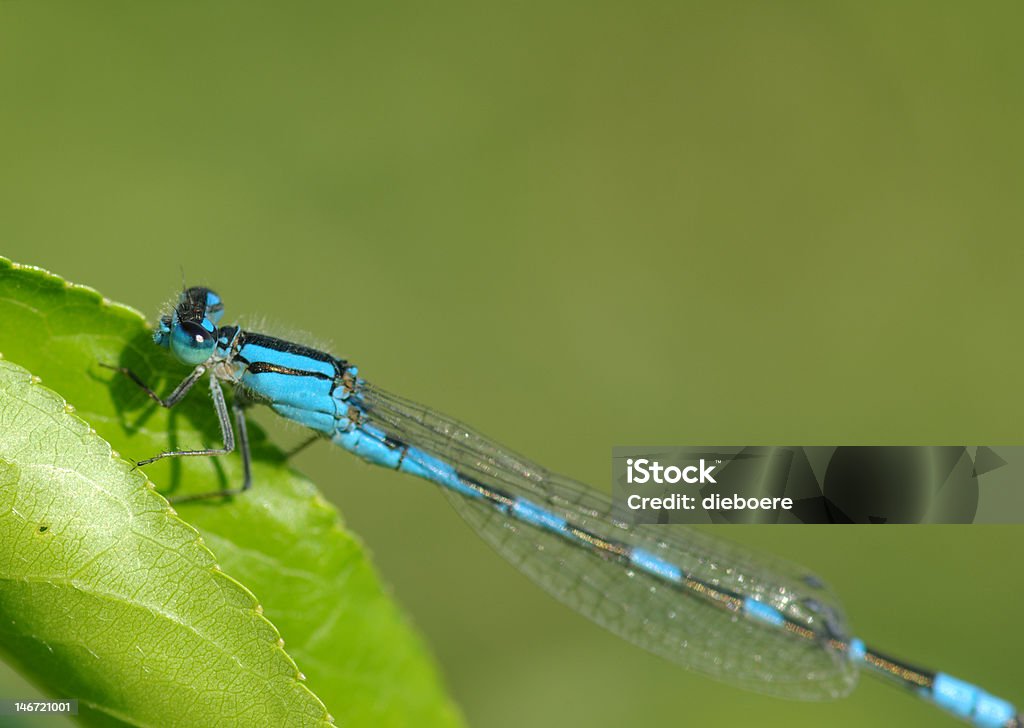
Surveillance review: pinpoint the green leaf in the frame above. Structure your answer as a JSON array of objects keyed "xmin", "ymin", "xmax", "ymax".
[
  {"xmin": 0, "ymin": 358, "xmax": 330, "ymax": 726},
  {"xmin": 0, "ymin": 258, "xmax": 463, "ymax": 728}
]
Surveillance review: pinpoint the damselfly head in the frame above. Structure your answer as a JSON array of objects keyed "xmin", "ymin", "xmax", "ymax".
[{"xmin": 153, "ymin": 286, "xmax": 223, "ymax": 364}]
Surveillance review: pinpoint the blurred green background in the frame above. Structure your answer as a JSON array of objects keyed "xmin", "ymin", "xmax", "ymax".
[{"xmin": 1, "ymin": 2, "xmax": 1022, "ymax": 727}]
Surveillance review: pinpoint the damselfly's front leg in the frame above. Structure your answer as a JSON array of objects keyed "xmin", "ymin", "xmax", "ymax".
[
  {"xmin": 136, "ymin": 374, "xmax": 235, "ymax": 465},
  {"xmin": 167, "ymin": 388, "xmax": 254, "ymax": 503},
  {"xmin": 104, "ymin": 363, "xmax": 253, "ymax": 501},
  {"xmin": 101, "ymin": 362, "xmax": 207, "ymax": 408}
]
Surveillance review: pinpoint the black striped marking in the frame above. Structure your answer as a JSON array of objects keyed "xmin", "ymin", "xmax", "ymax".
[
  {"xmin": 233, "ymin": 331, "xmax": 350, "ymax": 382},
  {"xmin": 862, "ymin": 646, "xmax": 933, "ymax": 689},
  {"xmin": 239, "ymin": 332, "xmax": 344, "ymax": 364},
  {"xmin": 246, "ymin": 361, "xmax": 334, "ymax": 379}
]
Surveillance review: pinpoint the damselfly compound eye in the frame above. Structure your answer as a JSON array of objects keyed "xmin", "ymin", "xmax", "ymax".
[{"xmin": 170, "ymin": 320, "xmax": 216, "ymax": 365}]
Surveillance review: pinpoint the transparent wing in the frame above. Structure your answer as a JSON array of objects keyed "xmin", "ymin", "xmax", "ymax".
[{"xmin": 354, "ymin": 382, "xmax": 859, "ymax": 700}]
